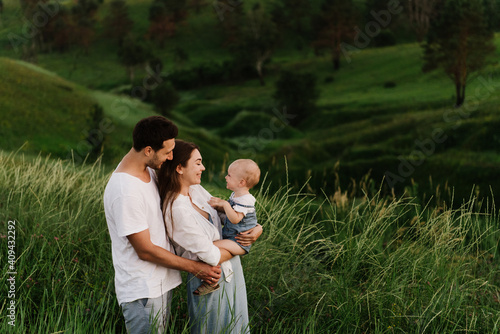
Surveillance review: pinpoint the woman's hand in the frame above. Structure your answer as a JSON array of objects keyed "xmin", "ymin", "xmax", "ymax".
[{"xmin": 235, "ymin": 224, "xmax": 263, "ymax": 246}]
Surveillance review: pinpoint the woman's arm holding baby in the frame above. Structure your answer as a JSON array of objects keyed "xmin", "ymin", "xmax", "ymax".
[
  {"xmin": 218, "ymin": 248, "xmax": 234, "ymax": 263},
  {"xmin": 236, "ymin": 224, "xmax": 263, "ymax": 246}
]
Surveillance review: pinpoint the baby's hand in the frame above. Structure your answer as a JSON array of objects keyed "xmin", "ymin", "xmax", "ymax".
[{"xmin": 208, "ymin": 197, "xmax": 225, "ymax": 211}]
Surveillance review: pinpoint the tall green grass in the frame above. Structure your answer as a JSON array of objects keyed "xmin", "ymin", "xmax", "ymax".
[
  {"xmin": 0, "ymin": 151, "xmax": 121, "ymax": 333},
  {"xmin": 1, "ymin": 151, "xmax": 499, "ymax": 333}
]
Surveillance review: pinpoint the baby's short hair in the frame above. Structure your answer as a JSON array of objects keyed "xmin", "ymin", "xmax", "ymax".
[{"xmin": 231, "ymin": 159, "xmax": 261, "ymax": 189}]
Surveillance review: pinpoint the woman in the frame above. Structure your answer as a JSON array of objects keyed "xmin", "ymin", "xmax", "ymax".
[{"xmin": 157, "ymin": 140, "xmax": 261, "ymax": 333}]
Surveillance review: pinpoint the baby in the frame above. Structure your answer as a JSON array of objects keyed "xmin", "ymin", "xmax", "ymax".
[
  {"xmin": 211, "ymin": 159, "xmax": 260, "ymax": 255},
  {"xmin": 194, "ymin": 159, "xmax": 260, "ymax": 296}
]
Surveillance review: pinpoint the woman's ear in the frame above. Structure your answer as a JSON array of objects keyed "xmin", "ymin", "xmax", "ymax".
[{"xmin": 176, "ymin": 164, "xmax": 183, "ymax": 175}]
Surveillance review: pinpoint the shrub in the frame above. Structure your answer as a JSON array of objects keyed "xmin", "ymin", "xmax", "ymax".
[
  {"xmin": 273, "ymin": 71, "xmax": 319, "ymax": 127},
  {"xmin": 217, "ymin": 110, "xmax": 300, "ymax": 139},
  {"xmin": 150, "ymin": 81, "xmax": 180, "ymax": 117},
  {"xmin": 384, "ymin": 81, "xmax": 397, "ymax": 88},
  {"xmin": 373, "ymin": 30, "xmax": 397, "ymax": 47},
  {"xmin": 324, "ymin": 75, "xmax": 334, "ymax": 83},
  {"xmin": 176, "ymin": 102, "xmax": 244, "ymax": 129},
  {"xmin": 85, "ymin": 104, "xmax": 106, "ymax": 160},
  {"xmin": 169, "ymin": 61, "xmax": 257, "ymax": 90}
]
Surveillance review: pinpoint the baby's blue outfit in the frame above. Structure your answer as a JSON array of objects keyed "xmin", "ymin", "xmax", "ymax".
[{"xmin": 222, "ymin": 195, "xmax": 258, "ymax": 254}]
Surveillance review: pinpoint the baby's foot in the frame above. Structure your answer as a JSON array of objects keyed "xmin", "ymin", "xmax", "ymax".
[{"xmin": 193, "ymin": 281, "xmax": 220, "ymax": 296}]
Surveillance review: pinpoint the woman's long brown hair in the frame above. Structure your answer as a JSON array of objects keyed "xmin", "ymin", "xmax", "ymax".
[{"xmin": 157, "ymin": 140, "xmax": 199, "ymax": 225}]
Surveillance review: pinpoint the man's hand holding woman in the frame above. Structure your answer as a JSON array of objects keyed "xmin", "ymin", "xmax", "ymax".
[{"xmin": 193, "ymin": 262, "xmax": 222, "ymax": 284}]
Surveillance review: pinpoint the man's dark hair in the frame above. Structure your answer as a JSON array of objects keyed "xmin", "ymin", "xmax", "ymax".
[{"xmin": 132, "ymin": 116, "xmax": 178, "ymax": 151}]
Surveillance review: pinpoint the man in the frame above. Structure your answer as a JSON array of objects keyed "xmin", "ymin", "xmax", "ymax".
[
  {"xmin": 104, "ymin": 116, "xmax": 221, "ymax": 333},
  {"xmin": 104, "ymin": 116, "xmax": 262, "ymax": 333}
]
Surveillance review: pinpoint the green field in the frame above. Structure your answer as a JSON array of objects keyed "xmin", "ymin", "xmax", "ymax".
[{"xmin": 1, "ymin": 151, "xmax": 499, "ymax": 333}]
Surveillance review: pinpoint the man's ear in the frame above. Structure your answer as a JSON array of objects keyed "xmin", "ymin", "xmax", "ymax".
[
  {"xmin": 176, "ymin": 164, "xmax": 183, "ymax": 175},
  {"xmin": 144, "ymin": 146, "xmax": 153, "ymax": 157}
]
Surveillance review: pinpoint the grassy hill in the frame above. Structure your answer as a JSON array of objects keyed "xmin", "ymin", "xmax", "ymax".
[
  {"xmin": 0, "ymin": 57, "xmax": 232, "ymax": 173},
  {"xmin": 0, "ymin": 57, "xmax": 98, "ymax": 157}
]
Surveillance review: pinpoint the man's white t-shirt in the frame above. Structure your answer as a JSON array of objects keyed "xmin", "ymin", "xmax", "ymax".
[{"xmin": 103, "ymin": 167, "xmax": 182, "ymax": 305}]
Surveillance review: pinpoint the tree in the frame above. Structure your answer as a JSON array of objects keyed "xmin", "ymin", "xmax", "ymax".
[
  {"xmin": 146, "ymin": 0, "xmax": 177, "ymax": 48},
  {"xmin": 271, "ymin": 0, "xmax": 311, "ymax": 36},
  {"xmin": 20, "ymin": 0, "xmax": 38, "ymax": 17},
  {"xmin": 162, "ymin": 0, "xmax": 188, "ymax": 22},
  {"xmin": 0, "ymin": 1, "xmax": 3, "ymax": 32},
  {"xmin": 483, "ymin": 0, "xmax": 500, "ymax": 31},
  {"xmin": 15, "ymin": 1, "xmax": 74, "ymax": 55},
  {"xmin": 150, "ymin": 81, "xmax": 180, "ymax": 117},
  {"xmin": 216, "ymin": 0, "xmax": 245, "ymax": 47},
  {"xmin": 190, "ymin": 0, "xmax": 207, "ymax": 13},
  {"xmin": 19, "ymin": 0, "xmax": 46, "ymax": 56},
  {"xmin": 86, "ymin": 104, "xmax": 106, "ymax": 159},
  {"xmin": 74, "ymin": 17, "xmax": 95, "ymax": 54},
  {"xmin": 146, "ymin": 0, "xmax": 188, "ymax": 45},
  {"xmin": 313, "ymin": 0, "xmax": 358, "ymax": 70},
  {"xmin": 229, "ymin": 4, "xmax": 280, "ymax": 86},
  {"xmin": 103, "ymin": 0, "xmax": 133, "ymax": 47},
  {"xmin": 273, "ymin": 71, "xmax": 319, "ymax": 126},
  {"xmin": 173, "ymin": 47, "xmax": 189, "ymax": 67},
  {"xmin": 118, "ymin": 37, "xmax": 152, "ymax": 83},
  {"xmin": 29, "ymin": 1, "xmax": 60, "ymax": 53},
  {"xmin": 71, "ymin": 0, "xmax": 100, "ymax": 53},
  {"xmin": 422, "ymin": 0, "xmax": 496, "ymax": 107},
  {"xmin": 17, "ymin": 0, "xmax": 99, "ymax": 55},
  {"xmin": 42, "ymin": 6, "xmax": 74, "ymax": 53},
  {"xmin": 405, "ymin": 0, "xmax": 440, "ymax": 42},
  {"xmin": 364, "ymin": 0, "xmax": 399, "ymax": 46}
]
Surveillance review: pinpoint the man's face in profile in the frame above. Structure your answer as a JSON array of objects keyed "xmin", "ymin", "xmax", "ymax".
[{"xmin": 148, "ymin": 139, "xmax": 175, "ymax": 169}]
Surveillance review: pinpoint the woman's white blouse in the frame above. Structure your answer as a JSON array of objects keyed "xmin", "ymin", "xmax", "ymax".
[{"xmin": 164, "ymin": 185, "xmax": 233, "ymax": 281}]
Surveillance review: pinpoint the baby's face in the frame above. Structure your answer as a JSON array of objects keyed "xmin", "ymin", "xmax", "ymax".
[{"xmin": 225, "ymin": 164, "xmax": 243, "ymax": 191}]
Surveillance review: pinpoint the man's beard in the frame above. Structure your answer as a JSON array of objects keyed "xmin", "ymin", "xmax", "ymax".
[{"xmin": 148, "ymin": 155, "xmax": 163, "ymax": 170}]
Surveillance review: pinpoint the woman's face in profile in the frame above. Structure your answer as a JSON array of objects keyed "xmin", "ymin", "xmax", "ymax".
[{"xmin": 178, "ymin": 149, "xmax": 205, "ymax": 186}]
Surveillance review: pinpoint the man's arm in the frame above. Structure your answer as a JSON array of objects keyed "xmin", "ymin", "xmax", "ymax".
[
  {"xmin": 235, "ymin": 224, "xmax": 263, "ymax": 246},
  {"xmin": 127, "ymin": 229, "xmax": 221, "ymax": 282}
]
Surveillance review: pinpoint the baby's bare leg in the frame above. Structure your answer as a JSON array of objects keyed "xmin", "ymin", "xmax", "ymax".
[{"xmin": 214, "ymin": 239, "xmax": 246, "ymax": 256}]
